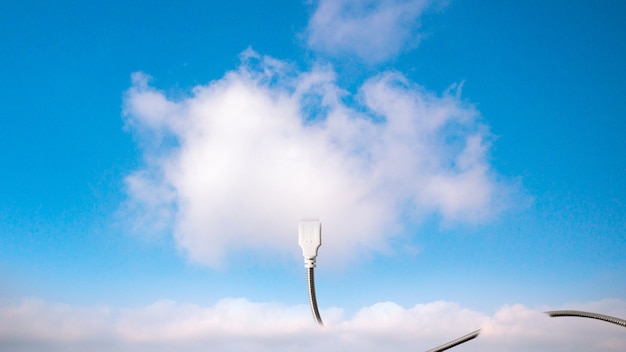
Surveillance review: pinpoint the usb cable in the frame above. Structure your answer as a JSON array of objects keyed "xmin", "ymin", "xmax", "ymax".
[{"xmin": 298, "ymin": 219, "xmax": 323, "ymax": 327}]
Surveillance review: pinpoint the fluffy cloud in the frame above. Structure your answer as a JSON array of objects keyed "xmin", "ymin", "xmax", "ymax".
[
  {"xmin": 1, "ymin": 298, "xmax": 624, "ymax": 351},
  {"xmin": 305, "ymin": 0, "xmax": 436, "ymax": 63},
  {"xmin": 121, "ymin": 50, "xmax": 508, "ymax": 267}
]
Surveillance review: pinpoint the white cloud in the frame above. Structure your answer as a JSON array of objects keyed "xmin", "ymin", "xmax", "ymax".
[
  {"xmin": 305, "ymin": 0, "xmax": 436, "ymax": 63},
  {"xmin": 1, "ymin": 297, "xmax": 624, "ymax": 351},
  {"xmin": 121, "ymin": 50, "xmax": 509, "ymax": 267}
]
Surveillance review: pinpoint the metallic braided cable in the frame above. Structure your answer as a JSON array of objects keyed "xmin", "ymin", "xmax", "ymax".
[
  {"xmin": 546, "ymin": 310, "xmax": 626, "ymax": 328},
  {"xmin": 307, "ymin": 267, "xmax": 323, "ymax": 326},
  {"xmin": 425, "ymin": 329, "xmax": 481, "ymax": 352}
]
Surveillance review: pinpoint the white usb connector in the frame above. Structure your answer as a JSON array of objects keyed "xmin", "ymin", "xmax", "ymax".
[
  {"xmin": 298, "ymin": 219, "xmax": 323, "ymax": 326},
  {"xmin": 298, "ymin": 220, "xmax": 322, "ymax": 268}
]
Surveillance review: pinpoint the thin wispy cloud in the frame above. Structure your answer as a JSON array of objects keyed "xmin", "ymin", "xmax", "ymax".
[
  {"xmin": 305, "ymin": 0, "xmax": 436, "ymax": 64},
  {"xmin": 1, "ymin": 298, "xmax": 624, "ymax": 351},
  {"xmin": 121, "ymin": 50, "xmax": 509, "ymax": 267}
]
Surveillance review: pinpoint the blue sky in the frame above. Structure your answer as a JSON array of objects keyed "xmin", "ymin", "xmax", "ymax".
[{"xmin": 0, "ymin": 0, "xmax": 625, "ymax": 351}]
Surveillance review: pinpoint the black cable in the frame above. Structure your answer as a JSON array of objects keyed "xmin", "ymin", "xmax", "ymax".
[
  {"xmin": 546, "ymin": 310, "xmax": 626, "ymax": 328},
  {"xmin": 425, "ymin": 329, "xmax": 481, "ymax": 352},
  {"xmin": 307, "ymin": 266, "xmax": 323, "ymax": 326}
]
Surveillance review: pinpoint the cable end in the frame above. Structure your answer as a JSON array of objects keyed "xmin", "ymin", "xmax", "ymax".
[{"xmin": 298, "ymin": 219, "xmax": 322, "ymax": 268}]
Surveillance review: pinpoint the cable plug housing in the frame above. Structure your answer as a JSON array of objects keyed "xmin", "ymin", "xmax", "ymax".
[{"xmin": 298, "ymin": 219, "xmax": 321, "ymax": 269}]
